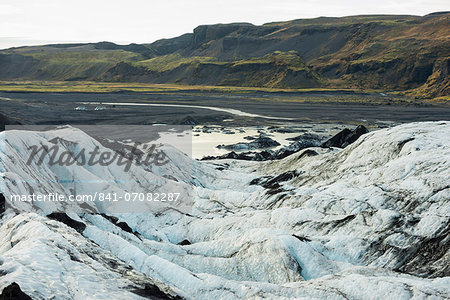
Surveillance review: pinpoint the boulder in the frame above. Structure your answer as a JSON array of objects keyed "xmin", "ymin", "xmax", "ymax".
[{"xmin": 321, "ymin": 125, "xmax": 369, "ymax": 148}]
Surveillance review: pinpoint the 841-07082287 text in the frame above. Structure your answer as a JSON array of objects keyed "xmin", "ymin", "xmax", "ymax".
[{"xmin": 97, "ymin": 192, "xmax": 181, "ymax": 202}]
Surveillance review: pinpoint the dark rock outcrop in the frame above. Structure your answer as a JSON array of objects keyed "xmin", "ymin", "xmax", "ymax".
[
  {"xmin": 0, "ymin": 282, "xmax": 32, "ymax": 300},
  {"xmin": 101, "ymin": 214, "xmax": 134, "ymax": 234},
  {"xmin": 204, "ymin": 137, "xmax": 320, "ymax": 161},
  {"xmin": 203, "ymin": 147, "xmax": 320, "ymax": 162},
  {"xmin": 0, "ymin": 193, "xmax": 5, "ymax": 214},
  {"xmin": 202, "ymin": 151, "xmax": 255, "ymax": 161},
  {"xmin": 321, "ymin": 125, "xmax": 369, "ymax": 148},
  {"xmin": 292, "ymin": 235, "xmax": 311, "ymax": 242},
  {"xmin": 286, "ymin": 133, "xmax": 320, "ymax": 141},
  {"xmin": 275, "ymin": 138, "xmax": 321, "ymax": 159},
  {"xmin": 204, "ymin": 133, "xmax": 321, "ymax": 162},
  {"xmin": 130, "ymin": 284, "xmax": 182, "ymax": 300},
  {"xmin": 217, "ymin": 136, "xmax": 280, "ymax": 151},
  {"xmin": 47, "ymin": 212, "xmax": 86, "ymax": 233},
  {"xmin": 177, "ymin": 239, "xmax": 192, "ymax": 246},
  {"xmin": 259, "ymin": 171, "xmax": 299, "ymax": 190}
]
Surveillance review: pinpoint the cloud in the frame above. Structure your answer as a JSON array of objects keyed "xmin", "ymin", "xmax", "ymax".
[
  {"xmin": 0, "ymin": 4, "xmax": 22, "ymax": 15},
  {"xmin": 0, "ymin": 0, "xmax": 448, "ymax": 48}
]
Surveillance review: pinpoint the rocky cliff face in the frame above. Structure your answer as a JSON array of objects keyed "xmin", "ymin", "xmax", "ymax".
[
  {"xmin": 0, "ymin": 13, "xmax": 449, "ymax": 97},
  {"xmin": 408, "ymin": 57, "xmax": 450, "ymax": 98}
]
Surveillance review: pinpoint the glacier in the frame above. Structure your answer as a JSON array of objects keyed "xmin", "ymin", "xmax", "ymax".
[{"xmin": 0, "ymin": 121, "xmax": 449, "ymax": 299}]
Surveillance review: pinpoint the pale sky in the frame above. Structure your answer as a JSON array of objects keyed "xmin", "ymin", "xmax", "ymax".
[{"xmin": 0, "ymin": 0, "xmax": 448, "ymax": 50}]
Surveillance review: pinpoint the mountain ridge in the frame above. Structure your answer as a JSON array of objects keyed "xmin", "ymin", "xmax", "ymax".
[{"xmin": 0, "ymin": 12, "xmax": 449, "ymax": 98}]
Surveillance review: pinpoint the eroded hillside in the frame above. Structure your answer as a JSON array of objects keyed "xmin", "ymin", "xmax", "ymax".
[{"xmin": 0, "ymin": 12, "xmax": 449, "ymax": 98}]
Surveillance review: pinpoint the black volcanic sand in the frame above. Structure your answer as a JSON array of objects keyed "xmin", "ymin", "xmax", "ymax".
[{"xmin": 1, "ymin": 91, "xmax": 449, "ymax": 127}]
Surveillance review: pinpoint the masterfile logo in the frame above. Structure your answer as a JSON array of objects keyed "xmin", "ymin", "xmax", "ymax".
[
  {"xmin": 1, "ymin": 125, "xmax": 194, "ymax": 214},
  {"xmin": 26, "ymin": 142, "xmax": 169, "ymax": 172}
]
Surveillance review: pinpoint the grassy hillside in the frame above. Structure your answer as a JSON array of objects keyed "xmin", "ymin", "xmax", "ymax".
[{"xmin": 0, "ymin": 12, "xmax": 448, "ymax": 98}]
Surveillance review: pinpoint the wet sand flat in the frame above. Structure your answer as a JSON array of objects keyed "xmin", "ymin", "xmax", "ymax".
[{"xmin": 1, "ymin": 91, "xmax": 449, "ymax": 127}]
